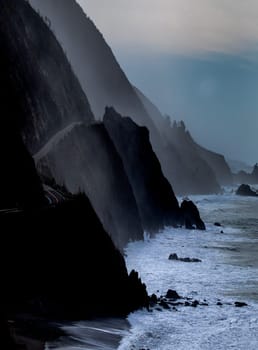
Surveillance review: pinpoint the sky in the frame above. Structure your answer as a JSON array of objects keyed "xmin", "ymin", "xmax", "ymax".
[{"xmin": 77, "ymin": 0, "xmax": 258, "ymax": 164}]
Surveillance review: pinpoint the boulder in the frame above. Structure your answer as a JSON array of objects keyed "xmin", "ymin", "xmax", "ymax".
[
  {"xmin": 236, "ymin": 184, "xmax": 258, "ymax": 197},
  {"xmin": 168, "ymin": 254, "xmax": 202, "ymax": 263},
  {"xmin": 235, "ymin": 302, "xmax": 248, "ymax": 307},
  {"xmin": 165, "ymin": 290, "xmax": 181, "ymax": 300}
]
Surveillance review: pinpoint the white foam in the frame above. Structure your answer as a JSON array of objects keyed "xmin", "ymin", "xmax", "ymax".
[{"xmin": 120, "ymin": 193, "xmax": 258, "ymax": 350}]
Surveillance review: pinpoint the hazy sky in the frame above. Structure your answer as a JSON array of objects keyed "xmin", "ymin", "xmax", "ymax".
[{"xmin": 78, "ymin": 0, "xmax": 258, "ymax": 164}]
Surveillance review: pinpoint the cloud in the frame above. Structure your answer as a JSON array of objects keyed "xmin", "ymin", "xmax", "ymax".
[{"xmin": 78, "ymin": 0, "xmax": 258, "ymax": 55}]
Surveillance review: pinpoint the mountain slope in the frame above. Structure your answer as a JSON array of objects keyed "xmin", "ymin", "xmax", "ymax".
[
  {"xmin": 29, "ymin": 0, "xmax": 228, "ymax": 195},
  {"xmin": 29, "ymin": 0, "xmax": 157, "ymax": 130},
  {"xmin": 0, "ymin": 0, "xmax": 94, "ymax": 155}
]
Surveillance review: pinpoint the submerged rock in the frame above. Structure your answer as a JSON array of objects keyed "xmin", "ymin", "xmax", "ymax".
[
  {"xmin": 214, "ymin": 222, "xmax": 222, "ymax": 227},
  {"xmin": 168, "ymin": 253, "xmax": 202, "ymax": 262},
  {"xmin": 235, "ymin": 302, "xmax": 248, "ymax": 307}
]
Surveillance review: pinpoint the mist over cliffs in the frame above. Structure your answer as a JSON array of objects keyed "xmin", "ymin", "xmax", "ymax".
[{"xmin": 29, "ymin": 0, "xmax": 235, "ymax": 195}]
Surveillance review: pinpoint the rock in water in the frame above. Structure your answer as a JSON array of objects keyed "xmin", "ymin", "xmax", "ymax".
[
  {"xmin": 235, "ymin": 302, "xmax": 248, "ymax": 307},
  {"xmin": 168, "ymin": 254, "xmax": 202, "ymax": 262},
  {"xmin": 165, "ymin": 290, "xmax": 181, "ymax": 300},
  {"xmin": 236, "ymin": 184, "xmax": 258, "ymax": 197},
  {"xmin": 180, "ymin": 199, "xmax": 206, "ymax": 230}
]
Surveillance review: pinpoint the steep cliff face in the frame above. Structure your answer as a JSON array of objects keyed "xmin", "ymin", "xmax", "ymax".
[
  {"xmin": 0, "ymin": 128, "xmax": 46, "ymax": 210},
  {"xmin": 0, "ymin": 194, "xmax": 148, "ymax": 319},
  {"xmin": 0, "ymin": 0, "xmax": 94, "ymax": 154},
  {"xmin": 29, "ymin": 0, "xmax": 155, "ymax": 128},
  {"xmin": 36, "ymin": 123, "xmax": 144, "ymax": 250},
  {"xmin": 103, "ymin": 108, "xmax": 181, "ymax": 232},
  {"xmin": 29, "ymin": 0, "xmax": 226, "ymax": 196}
]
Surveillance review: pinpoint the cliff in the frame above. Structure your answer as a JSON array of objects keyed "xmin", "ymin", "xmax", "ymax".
[
  {"xmin": 0, "ymin": 0, "xmax": 149, "ymax": 323},
  {"xmin": 29, "ymin": 0, "xmax": 156, "ymax": 131},
  {"xmin": 0, "ymin": 0, "xmax": 94, "ymax": 155},
  {"xmin": 36, "ymin": 123, "xmax": 144, "ymax": 250},
  {"xmin": 103, "ymin": 107, "xmax": 181, "ymax": 232},
  {"xmin": 0, "ymin": 128, "xmax": 46, "ymax": 210},
  {"xmin": 29, "ymin": 0, "xmax": 228, "ymax": 196},
  {"xmin": 0, "ymin": 193, "xmax": 148, "ymax": 320}
]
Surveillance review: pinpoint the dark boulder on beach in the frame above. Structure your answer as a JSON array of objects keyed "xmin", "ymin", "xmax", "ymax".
[
  {"xmin": 180, "ymin": 199, "xmax": 206, "ymax": 230},
  {"xmin": 236, "ymin": 184, "xmax": 258, "ymax": 197}
]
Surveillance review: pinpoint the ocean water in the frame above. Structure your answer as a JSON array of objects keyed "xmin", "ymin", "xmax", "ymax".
[{"xmin": 47, "ymin": 186, "xmax": 258, "ymax": 350}]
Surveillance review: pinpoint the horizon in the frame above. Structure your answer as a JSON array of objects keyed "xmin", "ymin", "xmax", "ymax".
[{"xmin": 77, "ymin": 0, "xmax": 258, "ymax": 165}]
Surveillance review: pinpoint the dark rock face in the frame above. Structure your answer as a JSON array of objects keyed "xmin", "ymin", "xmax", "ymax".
[
  {"xmin": 103, "ymin": 107, "xmax": 181, "ymax": 233},
  {"xmin": 0, "ymin": 0, "xmax": 94, "ymax": 154},
  {"xmin": 29, "ymin": 0, "xmax": 155, "ymax": 131},
  {"xmin": 36, "ymin": 123, "xmax": 144, "ymax": 250},
  {"xmin": 0, "ymin": 194, "xmax": 149, "ymax": 319},
  {"xmin": 180, "ymin": 200, "xmax": 206, "ymax": 230},
  {"xmin": 236, "ymin": 184, "xmax": 258, "ymax": 197},
  {"xmin": 0, "ymin": 315, "xmax": 16, "ymax": 350},
  {"xmin": 0, "ymin": 128, "xmax": 46, "ymax": 210}
]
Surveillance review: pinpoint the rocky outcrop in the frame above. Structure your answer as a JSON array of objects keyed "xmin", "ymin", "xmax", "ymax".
[
  {"xmin": 0, "ymin": 193, "xmax": 149, "ymax": 320},
  {"xmin": 103, "ymin": 107, "xmax": 181, "ymax": 233},
  {"xmin": 0, "ymin": 0, "xmax": 94, "ymax": 155},
  {"xmin": 180, "ymin": 199, "xmax": 206, "ymax": 230},
  {"xmin": 234, "ymin": 164, "xmax": 258, "ymax": 185},
  {"xmin": 36, "ymin": 123, "xmax": 144, "ymax": 250},
  {"xmin": 236, "ymin": 184, "xmax": 258, "ymax": 197}
]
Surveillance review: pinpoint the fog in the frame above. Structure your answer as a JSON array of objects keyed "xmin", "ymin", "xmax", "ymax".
[{"xmin": 78, "ymin": 0, "xmax": 258, "ymax": 165}]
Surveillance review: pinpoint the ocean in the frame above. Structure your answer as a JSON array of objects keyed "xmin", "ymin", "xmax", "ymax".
[{"xmin": 47, "ymin": 186, "xmax": 258, "ymax": 350}]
